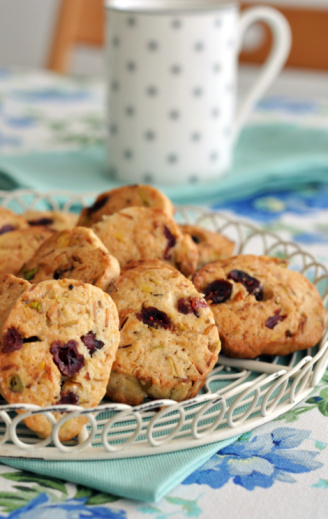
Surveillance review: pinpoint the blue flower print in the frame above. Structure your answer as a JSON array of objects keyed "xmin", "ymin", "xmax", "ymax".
[
  {"xmin": 257, "ymin": 96, "xmax": 318, "ymax": 115},
  {"xmin": 2, "ymin": 493, "xmax": 126, "ymax": 519},
  {"xmin": 182, "ymin": 427, "xmax": 323, "ymax": 491},
  {"xmin": 213, "ymin": 186, "xmax": 328, "ymax": 224}
]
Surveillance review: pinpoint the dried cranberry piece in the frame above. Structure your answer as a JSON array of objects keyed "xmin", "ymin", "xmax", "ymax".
[
  {"xmin": 204, "ymin": 279, "xmax": 233, "ymax": 304},
  {"xmin": 0, "ymin": 224, "xmax": 16, "ymax": 235},
  {"xmin": 50, "ymin": 340, "xmax": 84, "ymax": 376},
  {"xmin": 177, "ymin": 298, "xmax": 191, "ymax": 314},
  {"xmin": 265, "ymin": 309, "xmax": 287, "ymax": 329},
  {"xmin": 163, "ymin": 226, "xmax": 177, "ymax": 260},
  {"xmin": 228, "ymin": 269, "xmax": 263, "ymax": 301},
  {"xmin": 87, "ymin": 196, "xmax": 109, "ymax": 215},
  {"xmin": 177, "ymin": 297, "xmax": 207, "ymax": 317},
  {"xmin": 57, "ymin": 391, "xmax": 79, "ymax": 405},
  {"xmin": 81, "ymin": 331, "xmax": 104, "ymax": 356},
  {"xmin": 28, "ymin": 218, "xmax": 54, "ymax": 227},
  {"xmin": 2, "ymin": 328, "xmax": 23, "ymax": 353},
  {"xmin": 191, "ymin": 235, "xmax": 201, "ymax": 244},
  {"xmin": 136, "ymin": 307, "xmax": 172, "ymax": 330}
]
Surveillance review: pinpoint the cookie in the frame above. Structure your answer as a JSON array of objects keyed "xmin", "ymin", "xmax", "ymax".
[
  {"xmin": 0, "ymin": 227, "xmax": 53, "ymax": 277},
  {"xmin": 180, "ymin": 224, "xmax": 235, "ymax": 269},
  {"xmin": 0, "ymin": 279, "xmax": 120, "ymax": 441},
  {"xmin": 25, "ymin": 210, "xmax": 78, "ymax": 231},
  {"xmin": 19, "ymin": 227, "xmax": 120, "ymax": 292},
  {"xmin": 0, "ymin": 207, "xmax": 28, "ymax": 235},
  {"xmin": 93, "ymin": 207, "xmax": 198, "ymax": 277},
  {"xmin": 193, "ymin": 254, "xmax": 326, "ymax": 358},
  {"xmin": 0, "ymin": 275, "xmax": 30, "ymax": 342},
  {"xmin": 107, "ymin": 260, "xmax": 220, "ymax": 406},
  {"xmin": 77, "ymin": 184, "xmax": 174, "ymax": 226}
]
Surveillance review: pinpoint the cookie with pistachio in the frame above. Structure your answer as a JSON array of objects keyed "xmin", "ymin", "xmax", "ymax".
[
  {"xmin": 0, "ymin": 278, "xmax": 120, "ymax": 441},
  {"xmin": 193, "ymin": 254, "xmax": 326, "ymax": 359},
  {"xmin": 107, "ymin": 260, "xmax": 220, "ymax": 406},
  {"xmin": 0, "ymin": 207, "xmax": 29, "ymax": 235},
  {"xmin": 180, "ymin": 224, "xmax": 235, "ymax": 269},
  {"xmin": 18, "ymin": 227, "xmax": 120, "ymax": 292},
  {"xmin": 24, "ymin": 210, "xmax": 78, "ymax": 231},
  {"xmin": 93, "ymin": 207, "xmax": 198, "ymax": 277},
  {"xmin": 0, "ymin": 227, "xmax": 53, "ymax": 277},
  {"xmin": 77, "ymin": 184, "xmax": 174, "ymax": 227}
]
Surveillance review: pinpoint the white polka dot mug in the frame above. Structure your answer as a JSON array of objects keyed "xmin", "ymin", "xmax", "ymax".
[{"xmin": 105, "ymin": 0, "xmax": 291, "ymax": 186}]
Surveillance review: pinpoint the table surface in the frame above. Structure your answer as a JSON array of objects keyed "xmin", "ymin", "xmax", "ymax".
[{"xmin": 0, "ymin": 66, "xmax": 328, "ymax": 518}]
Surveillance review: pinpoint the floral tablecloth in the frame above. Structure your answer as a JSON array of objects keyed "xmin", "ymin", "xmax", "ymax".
[{"xmin": 0, "ymin": 68, "xmax": 328, "ymax": 518}]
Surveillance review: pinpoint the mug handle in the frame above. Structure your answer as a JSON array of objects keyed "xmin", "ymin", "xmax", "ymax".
[{"xmin": 233, "ymin": 6, "xmax": 292, "ymax": 141}]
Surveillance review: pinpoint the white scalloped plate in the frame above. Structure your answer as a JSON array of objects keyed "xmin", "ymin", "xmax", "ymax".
[{"xmin": 0, "ymin": 189, "xmax": 327, "ymax": 461}]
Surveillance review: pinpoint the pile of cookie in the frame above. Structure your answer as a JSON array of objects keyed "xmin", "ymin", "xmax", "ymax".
[{"xmin": 0, "ymin": 185, "xmax": 325, "ymax": 442}]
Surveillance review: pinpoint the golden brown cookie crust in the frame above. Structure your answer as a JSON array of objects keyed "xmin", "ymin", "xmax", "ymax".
[
  {"xmin": 193, "ymin": 254, "xmax": 326, "ymax": 359},
  {"xmin": 18, "ymin": 227, "xmax": 120, "ymax": 292},
  {"xmin": 0, "ymin": 207, "xmax": 29, "ymax": 234},
  {"xmin": 107, "ymin": 260, "xmax": 220, "ymax": 405},
  {"xmin": 93, "ymin": 207, "xmax": 198, "ymax": 277},
  {"xmin": 180, "ymin": 224, "xmax": 235, "ymax": 269},
  {"xmin": 77, "ymin": 184, "xmax": 174, "ymax": 226},
  {"xmin": 0, "ymin": 227, "xmax": 54, "ymax": 277},
  {"xmin": 0, "ymin": 279, "xmax": 120, "ymax": 441}
]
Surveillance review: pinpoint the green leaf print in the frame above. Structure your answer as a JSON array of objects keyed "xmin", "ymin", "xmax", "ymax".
[{"xmin": 1, "ymin": 471, "xmax": 68, "ymax": 494}]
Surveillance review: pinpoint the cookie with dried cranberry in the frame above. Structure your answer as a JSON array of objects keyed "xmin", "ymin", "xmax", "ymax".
[
  {"xmin": 0, "ymin": 278, "xmax": 120, "ymax": 441},
  {"xmin": 93, "ymin": 207, "xmax": 198, "ymax": 277},
  {"xmin": 180, "ymin": 224, "xmax": 235, "ymax": 269},
  {"xmin": 19, "ymin": 227, "xmax": 120, "ymax": 292},
  {"xmin": 107, "ymin": 259, "xmax": 220, "ymax": 405},
  {"xmin": 24, "ymin": 210, "xmax": 78, "ymax": 231},
  {"xmin": 77, "ymin": 184, "xmax": 174, "ymax": 227},
  {"xmin": 193, "ymin": 254, "xmax": 326, "ymax": 359},
  {"xmin": 0, "ymin": 207, "xmax": 29, "ymax": 235},
  {"xmin": 0, "ymin": 227, "xmax": 53, "ymax": 277}
]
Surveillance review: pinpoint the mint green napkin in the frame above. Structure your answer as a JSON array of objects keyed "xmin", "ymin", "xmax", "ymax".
[
  {"xmin": 1, "ymin": 437, "xmax": 237, "ymax": 502},
  {"xmin": 0, "ymin": 123, "xmax": 327, "ymax": 204}
]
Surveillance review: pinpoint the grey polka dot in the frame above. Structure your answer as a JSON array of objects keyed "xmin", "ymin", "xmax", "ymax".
[
  {"xmin": 169, "ymin": 110, "xmax": 180, "ymax": 120},
  {"xmin": 145, "ymin": 130, "xmax": 156, "ymax": 141},
  {"xmin": 111, "ymin": 80, "xmax": 119, "ymax": 91},
  {"xmin": 146, "ymin": 86, "xmax": 158, "ymax": 97},
  {"xmin": 112, "ymin": 36, "xmax": 120, "ymax": 47},
  {"xmin": 194, "ymin": 41, "xmax": 205, "ymax": 52},
  {"xmin": 167, "ymin": 154, "xmax": 178, "ymax": 164},
  {"xmin": 224, "ymin": 126, "xmax": 231, "ymax": 137},
  {"xmin": 124, "ymin": 150, "xmax": 133, "ymax": 160},
  {"xmin": 215, "ymin": 19, "xmax": 222, "ymax": 28},
  {"xmin": 126, "ymin": 106, "xmax": 135, "ymax": 117},
  {"xmin": 147, "ymin": 41, "xmax": 159, "ymax": 51},
  {"xmin": 189, "ymin": 175, "xmax": 199, "ymax": 183},
  {"xmin": 127, "ymin": 61, "xmax": 137, "ymax": 72},
  {"xmin": 171, "ymin": 64, "xmax": 182, "ymax": 75},
  {"xmin": 210, "ymin": 152, "xmax": 219, "ymax": 162},
  {"xmin": 212, "ymin": 108, "xmax": 220, "ymax": 118},
  {"xmin": 171, "ymin": 19, "xmax": 182, "ymax": 29},
  {"xmin": 193, "ymin": 87, "xmax": 203, "ymax": 97},
  {"xmin": 143, "ymin": 173, "xmax": 154, "ymax": 183},
  {"xmin": 127, "ymin": 16, "xmax": 136, "ymax": 26},
  {"xmin": 109, "ymin": 124, "xmax": 118, "ymax": 135},
  {"xmin": 108, "ymin": 167, "xmax": 117, "ymax": 179},
  {"xmin": 191, "ymin": 132, "xmax": 201, "ymax": 142},
  {"xmin": 213, "ymin": 63, "xmax": 221, "ymax": 73}
]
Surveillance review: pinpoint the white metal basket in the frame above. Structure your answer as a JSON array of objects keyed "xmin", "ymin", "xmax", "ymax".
[{"xmin": 0, "ymin": 189, "xmax": 327, "ymax": 461}]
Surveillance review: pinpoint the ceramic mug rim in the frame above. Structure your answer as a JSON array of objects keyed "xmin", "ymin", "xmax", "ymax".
[{"xmin": 105, "ymin": 0, "xmax": 238, "ymax": 14}]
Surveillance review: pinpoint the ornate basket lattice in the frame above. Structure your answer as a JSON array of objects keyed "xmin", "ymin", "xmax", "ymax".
[{"xmin": 0, "ymin": 190, "xmax": 327, "ymax": 461}]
